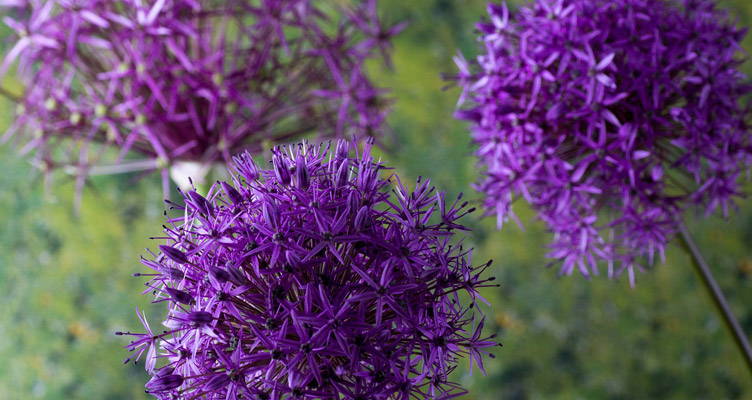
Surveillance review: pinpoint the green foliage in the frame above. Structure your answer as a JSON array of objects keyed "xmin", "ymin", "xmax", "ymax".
[
  {"xmin": 2, "ymin": 0, "xmax": 752, "ymax": 398},
  {"xmin": 0, "ymin": 147, "xmax": 164, "ymax": 399}
]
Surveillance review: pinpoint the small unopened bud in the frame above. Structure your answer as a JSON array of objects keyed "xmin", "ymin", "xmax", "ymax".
[
  {"xmin": 205, "ymin": 373, "xmax": 231, "ymax": 392},
  {"xmin": 220, "ymin": 181, "xmax": 243, "ymax": 204},
  {"xmin": 209, "ymin": 267, "xmax": 230, "ymax": 283},
  {"xmin": 145, "ymin": 374, "xmax": 183, "ymax": 393},
  {"xmin": 187, "ymin": 311, "xmax": 213, "ymax": 326},
  {"xmin": 162, "ymin": 267, "xmax": 184, "ymax": 280},
  {"xmin": 335, "ymin": 160, "xmax": 349, "ymax": 188},
  {"xmin": 295, "ymin": 154, "xmax": 309, "ymax": 189},
  {"xmin": 272, "ymin": 153, "xmax": 291, "ymax": 185},
  {"xmin": 165, "ymin": 287, "xmax": 194, "ymax": 305},
  {"xmin": 186, "ymin": 190, "xmax": 212, "ymax": 216},
  {"xmin": 159, "ymin": 245, "xmax": 189, "ymax": 264},
  {"xmin": 354, "ymin": 206, "xmax": 371, "ymax": 230}
]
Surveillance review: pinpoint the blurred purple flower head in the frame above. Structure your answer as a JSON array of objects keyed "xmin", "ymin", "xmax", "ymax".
[
  {"xmin": 118, "ymin": 140, "xmax": 499, "ymax": 399},
  {"xmin": 1, "ymin": 0, "xmax": 402, "ymax": 195},
  {"xmin": 0, "ymin": 0, "xmax": 26, "ymax": 10},
  {"xmin": 455, "ymin": 0, "xmax": 752, "ymax": 284}
]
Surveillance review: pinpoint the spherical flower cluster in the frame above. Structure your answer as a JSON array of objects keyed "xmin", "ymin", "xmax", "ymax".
[
  {"xmin": 1, "ymin": 0, "xmax": 401, "ymax": 193},
  {"xmin": 118, "ymin": 140, "xmax": 498, "ymax": 399},
  {"xmin": 455, "ymin": 0, "xmax": 752, "ymax": 284}
]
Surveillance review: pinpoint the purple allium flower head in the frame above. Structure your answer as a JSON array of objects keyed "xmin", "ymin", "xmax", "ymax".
[
  {"xmin": 455, "ymin": 0, "xmax": 752, "ymax": 284},
  {"xmin": 118, "ymin": 140, "xmax": 499, "ymax": 399},
  {"xmin": 1, "ymin": 0, "xmax": 402, "ymax": 195}
]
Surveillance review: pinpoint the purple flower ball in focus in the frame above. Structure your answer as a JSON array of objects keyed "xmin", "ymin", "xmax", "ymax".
[
  {"xmin": 118, "ymin": 140, "xmax": 499, "ymax": 399},
  {"xmin": 1, "ymin": 0, "xmax": 402, "ymax": 195},
  {"xmin": 455, "ymin": 0, "xmax": 752, "ymax": 284}
]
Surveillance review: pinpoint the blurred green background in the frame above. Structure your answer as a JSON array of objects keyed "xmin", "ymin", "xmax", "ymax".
[{"xmin": 2, "ymin": 0, "xmax": 752, "ymax": 398}]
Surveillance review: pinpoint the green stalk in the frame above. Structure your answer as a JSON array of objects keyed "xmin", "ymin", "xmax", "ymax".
[{"xmin": 677, "ymin": 222, "xmax": 752, "ymax": 376}]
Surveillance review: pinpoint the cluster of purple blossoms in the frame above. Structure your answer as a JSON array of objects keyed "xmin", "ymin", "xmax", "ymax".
[
  {"xmin": 455, "ymin": 0, "xmax": 752, "ymax": 284},
  {"xmin": 118, "ymin": 140, "xmax": 498, "ymax": 399},
  {"xmin": 1, "ymin": 0, "xmax": 402, "ymax": 194}
]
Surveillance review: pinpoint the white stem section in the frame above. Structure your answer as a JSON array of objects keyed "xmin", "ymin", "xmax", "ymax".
[
  {"xmin": 169, "ymin": 161, "xmax": 213, "ymax": 192},
  {"xmin": 168, "ymin": 162, "xmax": 230, "ymax": 192},
  {"xmin": 86, "ymin": 159, "xmax": 159, "ymax": 175}
]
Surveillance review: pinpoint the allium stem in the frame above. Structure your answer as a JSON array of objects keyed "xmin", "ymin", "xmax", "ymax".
[
  {"xmin": 677, "ymin": 222, "xmax": 752, "ymax": 376},
  {"xmin": 0, "ymin": 86, "xmax": 20, "ymax": 102},
  {"xmin": 169, "ymin": 162, "xmax": 215, "ymax": 194},
  {"xmin": 87, "ymin": 159, "xmax": 159, "ymax": 176}
]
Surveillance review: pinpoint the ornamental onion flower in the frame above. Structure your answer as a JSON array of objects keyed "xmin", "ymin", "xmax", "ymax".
[
  {"xmin": 118, "ymin": 140, "xmax": 499, "ymax": 399},
  {"xmin": 1, "ymin": 0, "xmax": 402, "ymax": 195},
  {"xmin": 454, "ymin": 0, "xmax": 752, "ymax": 284}
]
